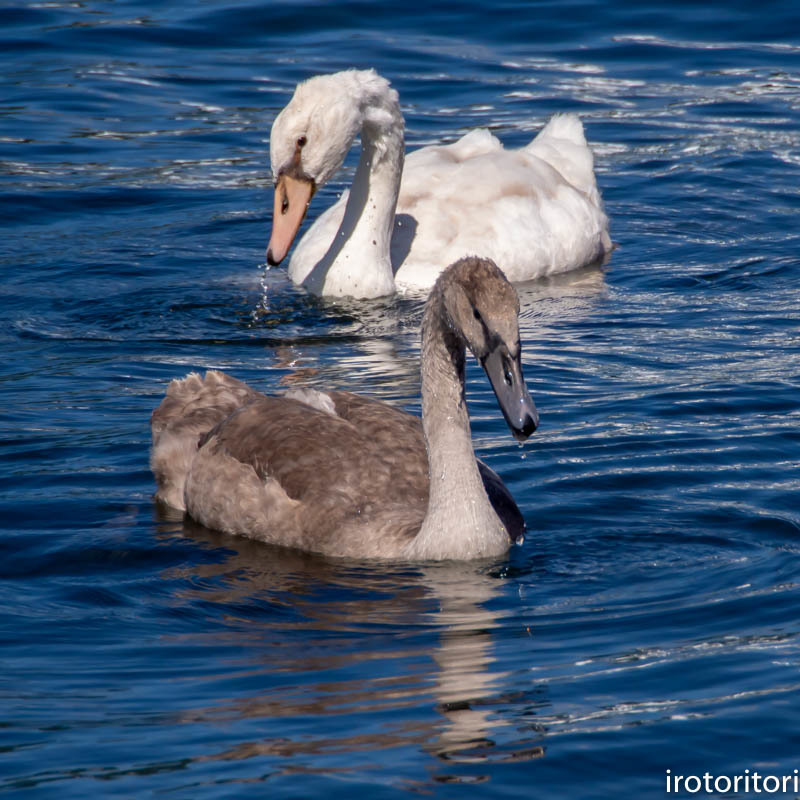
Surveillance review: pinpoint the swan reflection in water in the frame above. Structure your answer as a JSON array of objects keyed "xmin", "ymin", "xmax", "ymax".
[
  {"xmin": 257, "ymin": 259, "xmax": 612, "ymax": 404},
  {"xmin": 154, "ymin": 512, "xmax": 546, "ymax": 781}
]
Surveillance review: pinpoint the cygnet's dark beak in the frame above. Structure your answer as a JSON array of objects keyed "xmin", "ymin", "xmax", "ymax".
[{"xmin": 481, "ymin": 345, "xmax": 538, "ymax": 441}]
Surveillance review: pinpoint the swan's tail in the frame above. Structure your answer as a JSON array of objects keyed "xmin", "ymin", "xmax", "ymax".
[
  {"xmin": 525, "ymin": 112, "xmax": 600, "ymax": 201},
  {"xmin": 150, "ymin": 371, "xmax": 262, "ymax": 510},
  {"xmin": 529, "ymin": 112, "xmax": 588, "ymax": 147}
]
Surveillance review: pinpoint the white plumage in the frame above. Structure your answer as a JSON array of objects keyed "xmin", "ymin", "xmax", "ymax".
[{"xmin": 267, "ymin": 69, "xmax": 611, "ymax": 299}]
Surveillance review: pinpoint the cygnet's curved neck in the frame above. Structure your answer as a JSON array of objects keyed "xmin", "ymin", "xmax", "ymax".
[
  {"xmin": 406, "ymin": 288, "xmax": 509, "ymax": 560},
  {"xmin": 307, "ymin": 90, "xmax": 404, "ymax": 298}
]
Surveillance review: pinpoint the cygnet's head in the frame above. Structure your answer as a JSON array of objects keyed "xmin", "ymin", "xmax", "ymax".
[{"xmin": 439, "ymin": 256, "xmax": 539, "ymax": 441}]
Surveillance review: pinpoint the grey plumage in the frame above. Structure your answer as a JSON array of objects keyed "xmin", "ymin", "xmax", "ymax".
[{"xmin": 150, "ymin": 257, "xmax": 537, "ymax": 560}]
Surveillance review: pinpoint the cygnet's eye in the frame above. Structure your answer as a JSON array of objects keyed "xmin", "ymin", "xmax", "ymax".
[{"xmin": 473, "ymin": 308, "xmax": 482, "ymax": 322}]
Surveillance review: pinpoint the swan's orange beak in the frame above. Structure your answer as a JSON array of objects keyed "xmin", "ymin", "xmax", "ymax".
[{"xmin": 266, "ymin": 174, "xmax": 315, "ymax": 266}]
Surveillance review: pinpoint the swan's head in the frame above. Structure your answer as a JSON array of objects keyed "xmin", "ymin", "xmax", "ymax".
[
  {"xmin": 266, "ymin": 70, "xmax": 385, "ymax": 266},
  {"xmin": 442, "ymin": 257, "xmax": 539, "ymax": 441}
]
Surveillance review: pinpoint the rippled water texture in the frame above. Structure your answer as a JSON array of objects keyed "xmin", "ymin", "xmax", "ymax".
[{"xmin": 2, "ymin": 1, "xmax": 800, "ymax": 797}]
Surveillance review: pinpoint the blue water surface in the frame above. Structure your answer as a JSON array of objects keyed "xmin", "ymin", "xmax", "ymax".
[{"xmin": 2, "ymin": 1, "xmax": 800, "ymax": 797}]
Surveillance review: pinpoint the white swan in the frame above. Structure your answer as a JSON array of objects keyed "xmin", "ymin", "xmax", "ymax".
[
  {"xmin": 266, "ymin": 69, "xmax": 611, "ymax": 299},
  {"xmin": 151, "ymin": 257, "xmax": 538, "ymax": 560}
]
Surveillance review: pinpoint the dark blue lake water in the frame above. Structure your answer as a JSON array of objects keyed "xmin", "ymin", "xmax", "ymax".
[{"xmin": 2, "ymin": 1, "xmax": 800, "ymax": 797}]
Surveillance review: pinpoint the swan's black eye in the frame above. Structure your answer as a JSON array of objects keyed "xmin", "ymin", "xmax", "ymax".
[
  {"xmin": 473, "ymin": 308, "xmax": 482, "ymax": 322},
  {"xmin": 297, "ymin": 135, "xmax": 307, "ymax": 148}
]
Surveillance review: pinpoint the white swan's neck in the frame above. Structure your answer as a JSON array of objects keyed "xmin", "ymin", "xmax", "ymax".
[
  {"xmin": 406, "ymin": 291, "xmax": 509, "ymax": 561},
  {"xmin": 305, "ymin": 90, "xmax": 404, "ymax": 298}
]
